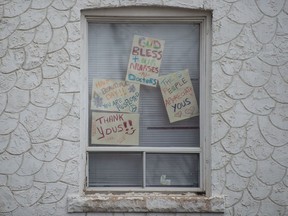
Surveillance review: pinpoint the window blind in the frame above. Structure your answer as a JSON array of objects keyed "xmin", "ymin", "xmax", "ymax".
[
  {"xmin": 88, "ymin": 23, "xmax": 200, "ymax": 148},
  {"xmin": 87, "ymin": 23, "xmax": 200, "ymax": 187}
]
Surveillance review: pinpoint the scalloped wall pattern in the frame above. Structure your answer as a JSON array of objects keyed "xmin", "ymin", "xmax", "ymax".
[{"xmin": 0, "ymin": 0, "xmax": 288, "ymax": 215}]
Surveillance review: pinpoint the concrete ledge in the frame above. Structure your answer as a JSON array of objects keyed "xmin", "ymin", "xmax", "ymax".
[{"xmin": 67, "ymin": 193, "xmax": 224, "ymax": 213}]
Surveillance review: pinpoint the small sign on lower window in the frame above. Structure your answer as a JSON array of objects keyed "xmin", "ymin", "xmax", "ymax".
[{"xmin": 91, "ymin": 112, "xmax": 139, "ymax": 145}]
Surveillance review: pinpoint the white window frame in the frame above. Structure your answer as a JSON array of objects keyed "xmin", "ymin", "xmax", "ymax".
[{"xmin": 79, "ymin": 7, "xmax": 212, "ymax": 195}]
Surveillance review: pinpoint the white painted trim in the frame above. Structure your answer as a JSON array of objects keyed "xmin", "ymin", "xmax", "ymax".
[
  {"xmin": 86, "ymin": 146, "xmax": 201, "ymax": 153},
  {"xmin": 85, "ymin": 187, "xmax": 203, "ymax": 193},
  {"xmin": 203, "ymin": 13, "xmax": 212, "ymax": 197},
  {"xmin": 80, "ymin": 6, "xmax": 212, "ymax": 194},
  {"xmin": 143, "ymin": 151, "xmax": 146, "ymax": 188},
  {"xmin": 198, "ymin": 12, "xmax": 212, "ymax": 196},
  {"xmin": 79, "ymin": 14, "xmax": 89, "ymax": 195}
]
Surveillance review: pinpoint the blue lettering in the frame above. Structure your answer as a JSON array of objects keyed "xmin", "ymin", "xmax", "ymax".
[
  {"xmin": 128, "ymin": 74, "xmax": 136, "ymax": 81},
  {"xmin": 128, "ymin": 74, "xmax": 157, "ymax": 86}
]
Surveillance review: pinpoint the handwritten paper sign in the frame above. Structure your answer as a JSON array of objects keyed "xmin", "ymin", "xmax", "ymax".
[
  {"xmin": 91, "ymin": 79, "xmax": 140, "ymax": 113},
  {"xmin": 159, "ymin": 69, "xmax": 199, "ymax": 123},
  {"xmin": 91, "ymin": 112, "xmax": 139, "ymax": 145},
  {"xmin": 126, "ymin": 35, "xmax": 165, "ymax": 87}
]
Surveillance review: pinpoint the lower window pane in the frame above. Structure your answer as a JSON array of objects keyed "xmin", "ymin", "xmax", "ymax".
[
  {"xmin": 146, "ymin": 153, "xmax": 199, "ymax": 187},
  {"xmin": 88, "ymin": 152, "xmax": 143, "ymax": 187}
]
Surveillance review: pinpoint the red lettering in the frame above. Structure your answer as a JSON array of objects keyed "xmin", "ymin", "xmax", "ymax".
[
  {"xmin": 129, "ymin": 62, "xmax": 136, "ymax": 70},
  {"xmin": 97, "ymin": 127, "xmax": 105, "ymax": 139},
  {"xmin": 146, "ymin": 49, "xmax": 152, "ymax": 57},
  {"xmin": 140, "ymin": 48, "xmax": 146, "ymax": 57},
  {"xmin": 132, "ymin": 46, "xmax": 140, "ymax": 55},
  {"xmin": 118, "ymin": 114, "xmax": 124, "ymax": 121},
  {"xmin": 118, "ymin": 124, "xmax": 123, "ymax": 132},
  {"xmin": 157, "ymin": 51, "xmax": 162, "ymax": 60},
  {"xmin": 152, "ymin": 50, "xmax": 158, "ymax": 59},
  {"xmin": 133, "ymin": 47, "xmax": 162, "ymax": 60},
  {"xmin": 106, "ymin": 128, "xmax": 112, "ymax": 135}
]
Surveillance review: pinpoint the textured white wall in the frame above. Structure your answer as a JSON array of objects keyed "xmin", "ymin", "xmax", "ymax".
[{"xmin": 0, "ymin": 0, "xmax": 287, "ymax": 215}]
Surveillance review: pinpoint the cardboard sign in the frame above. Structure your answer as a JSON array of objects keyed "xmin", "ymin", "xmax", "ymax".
[
  {"xmin": 91, "ymin": 112, "xmax": 139, "ymax": 145},
  {"xmin": 126, "ymin": 35, "xmax": 165, "ymax": 87},
  {"xmin": 159, "ymin": 69, "xmax": 199, "ymax": 123},
  {"xmin": 91, "ymin": 79, "xmax": 140, "ymax": 113}
]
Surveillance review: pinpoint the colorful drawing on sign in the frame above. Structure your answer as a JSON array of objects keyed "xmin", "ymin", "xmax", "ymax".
[
  {"xmin": 91, "ymin": 79, "xmax": 140, "ymax": 113},
  {"xmin": 126, "ymin": 35, "xmax": 165, "ymax": 87},
  {"xmin": 159, "ymin": 69, "xmax": 199, "ymax": 123},
  {"xmin": 91, "ymin": 112, "xmax": 139, "ymax": 145}
]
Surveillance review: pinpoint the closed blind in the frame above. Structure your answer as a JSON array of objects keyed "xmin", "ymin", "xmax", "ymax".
[
  {"xmin": 89, "ymin": 152, "xmax": 143, "ymax": 187},
  {"xmin": 88, "ymin": 23, "xmax": 200, "ymax": 147}
]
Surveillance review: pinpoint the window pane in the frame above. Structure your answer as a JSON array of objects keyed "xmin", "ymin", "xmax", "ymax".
[
  {"xmin": 88, "ymin": 23, "xmax": 200, "ymax": 85},
  {"xmin": 88, "ymin": 152, "xmax": 143, "ymax": 187},
  {"xmin": 139, "ymin": 85, "xmax": 199, "ymax": 147},
  {"xmin": 88, "ymin": 23, "xmax": 200, "ymax": 147},
  {"xmin": 146, "ymin": 153, "xmax": 199, "ymax": 187}
]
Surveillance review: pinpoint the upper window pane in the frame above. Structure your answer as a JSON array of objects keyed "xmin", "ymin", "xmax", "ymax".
[{"xmin": 88, "ymin": 23, "xmax": 200, "ymax": 147}]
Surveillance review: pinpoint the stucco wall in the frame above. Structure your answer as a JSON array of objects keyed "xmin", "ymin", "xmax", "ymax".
[{"xmin": 0, "ymin": 0, "xmax": 288, "ymax": 215}]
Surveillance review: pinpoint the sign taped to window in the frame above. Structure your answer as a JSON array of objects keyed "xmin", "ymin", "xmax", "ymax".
[
  {"xmin": 159, "ymin": 69, "xmax": 199, "ymax": 123},
  {"xmin": 126, "ymin": 35, "xmax": 165, "ymax": 87},
  {"xmin": 91, "ymin": 79, "xmax": 140, "ymax": 113},
  {"xmin": 91, "ymin": 112, "xmax": 139, "ymax": 145}
]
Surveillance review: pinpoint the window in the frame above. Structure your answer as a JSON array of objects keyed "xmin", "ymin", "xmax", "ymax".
[{"xmin": 81, "ymin": 7, "xmax": 211, "ymax": 193}]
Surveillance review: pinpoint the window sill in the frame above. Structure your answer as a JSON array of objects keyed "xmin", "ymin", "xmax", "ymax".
[{"xmin": 67, "ymin": 193, "xmax": 224, "ymax": 213}]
